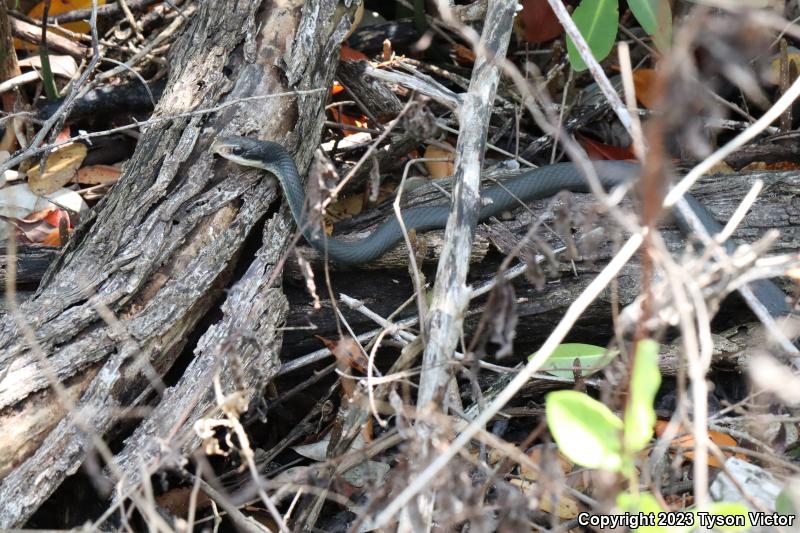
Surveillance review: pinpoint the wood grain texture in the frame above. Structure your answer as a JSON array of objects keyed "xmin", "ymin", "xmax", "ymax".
[{"xmin": 0, "ymin": 0, "xmax": 355, "ymax": 525}]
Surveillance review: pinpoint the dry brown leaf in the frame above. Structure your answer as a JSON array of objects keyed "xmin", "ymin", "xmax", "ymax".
[
  {"xmin": 424, "ymin": 144, "xmax": 455, "ymax": 179},
  {"xmin": 708, "ymin": 161, "xmax": 735, "ymax": 174},
  {"xmin": 518, "ymin": 0, "xmax": 564, "ymax": 44},
  {"xmin": 451, "ymin": 43, "xmax": 476, "ymax": 65},
  {"xmin": 520, "ymin": 446, "xmax": 573, "ymax": 481},
  {"xmin": 326, "ymin": 185, "xmax": 393, "ymax": 227},
  {"xmin": 510, "ymin": 478, "xmax": 579, "ymax": 518},
  {"xmin": 18, "ymin": 55, "xmax": 79, "ymax": 79},
  {"xmin": 154, "ymin": 486, "xmax": 211, "ymax": 517},
  {"xmin": 27, "ymin": 143, "xmax": 87, "ymax": 195},
  {"xmin": 74, "ymin": 164, "xmax": 122, "ymax": 185}
]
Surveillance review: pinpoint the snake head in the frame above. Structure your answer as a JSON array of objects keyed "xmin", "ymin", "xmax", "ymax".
[{"xmin": 212, "ymin": 136, "xmax": 287, "ymax": 170}]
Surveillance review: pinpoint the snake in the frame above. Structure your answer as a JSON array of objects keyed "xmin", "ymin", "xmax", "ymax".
[{"xmin": 212, "ymin": 136, "xmax": 789, "ymax": 317}]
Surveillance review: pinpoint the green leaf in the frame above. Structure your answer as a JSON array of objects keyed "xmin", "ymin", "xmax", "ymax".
[
  {"xmin": 534, "ymin": 343, "xmax": 617, "ymax": 379},
  {"xmin": 628, "ymin": 0, "xmax": 672, "ymax": 51},
  {"xmin": 618, "ymin": 492, "xmax": 697, "ymax": 533},
  {"xmin": 566, "ymin": 0, "xmax": 619, "ymax": 72},
  {"xmin": 617, "ymin": 492, "xmax": 669, "ymax": 533},
  {"xmin": 624, "ymin": 339, "xmax": 661, "ymax": 453},
  {"xmin": 775, "ymin": 481, "xmax": 800, "ymax": 517},
  {"xmin": 546, "ymin": 390, "xmax": 623, "ymax": 471}
]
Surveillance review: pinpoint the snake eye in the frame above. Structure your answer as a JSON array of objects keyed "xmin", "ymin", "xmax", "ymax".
[{"xmin": 230, "ymin": 145, "xmax": 244, "ymax": 156}]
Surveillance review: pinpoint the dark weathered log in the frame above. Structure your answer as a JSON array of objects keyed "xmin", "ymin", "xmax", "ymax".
[
  {"xmin": 0, "ymin": 245, "xmax": 59, "ymax": 287},
  {"xmin": 36, "ymin": 80, "xmax": 167, "ymax": 122},
  {"xmin": 337, "ymin": 60, "xmax": 404, "ymax": 121},
  {"xmin": 280, "ymin": 169, "xmax": 800, "ymax": 361},
  {"xmin": 0, "ymin": 0, "xmax": 356, "ymax": 526}
]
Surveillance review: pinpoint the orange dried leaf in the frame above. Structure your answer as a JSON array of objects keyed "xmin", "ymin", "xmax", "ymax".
[
  {"xmin": 41, "ymin": 227, "xmax": 63, "ymax": 246},
  {"xmin": 328, "ymin": 107, "xmax": 370, "ymax": 136},
  {"xmin": 55, "ymin": 126, "xmax": 72, "ymax": 144},
  {"xmin": 654, "ymin": 421, "xmax": 745, "ymax": 467},
  {"xmin": 28, "ymin": 0, "xmax": 108, "ymax": 35},
  {"xmin": 632, "ymin": 68, "xmax": 660, "ymax": 109},
  {"xmin": 11, "ymin": 207, "xmax": 70, "ymax": 245}
]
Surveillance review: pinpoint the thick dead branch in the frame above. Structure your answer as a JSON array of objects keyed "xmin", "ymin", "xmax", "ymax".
[
  {"xmin": 0, "ymin": 0, "xmax": 354, "ymax": 526},
  {"xmin": 10, "ymin": 17, "xmax": 89, "ymax": 59},
  {"xmin": 337, "ymin": 60, "xmax": 404, "ymax": 121},
  {"xmin": 419, "ymin": 0, "xmax": 524, "ymax": 409}
]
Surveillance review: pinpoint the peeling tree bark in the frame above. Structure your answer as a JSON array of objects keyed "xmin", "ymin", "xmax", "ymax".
[{"xmin": 0, "ymin": 0, "xmax": 354, "ymax": 526}]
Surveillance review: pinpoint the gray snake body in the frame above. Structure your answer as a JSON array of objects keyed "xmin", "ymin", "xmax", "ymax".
[{"xmin": 212, "ymin": 136, "xmax": 788, "ymax": 317}]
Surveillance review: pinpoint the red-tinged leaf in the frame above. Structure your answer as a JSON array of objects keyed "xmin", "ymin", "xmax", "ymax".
[
  {"xmin": 55, "ymin": 126, "xmax": 72, "ymax": 144},
  {"xmin": 519, "ymin": 0, "xmax": 564, "ymax": 43},
  {"xmin": 6, "ymin": 212, "xmax": 63, "ymax": 244},
  {"xmin": 43, "ymin": 208, "xmax": 71, "ymax": 230},
  {"xmin": 578, "ymin": 135, "xmax": 636, "ymax": 161},
  {"xmin": 451, "ymin": 43, "xmax": 476, "ymax": 65},
  {"xmin": 340, "ymin": 45, "xmax": 368, "ymax": 62},
  {"xmin": 18, "ymin": 206, "xmax": 55, "ymax": 223},
  {"xmin": 13, "ymin": 208, "xmax": 71, "ymax": 246},
  {"xmin": 317, "ymin": 335, "xmax": 369, "ymax": 374},
  {"xmin": 632, "ymin": 68, "xmax": 660, "ymax": 109}
]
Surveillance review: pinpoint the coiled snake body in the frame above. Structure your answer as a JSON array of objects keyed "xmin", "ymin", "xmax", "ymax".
[{"xmin": 212, "ymin": 136, "xmax": 788, "ymax": 317}]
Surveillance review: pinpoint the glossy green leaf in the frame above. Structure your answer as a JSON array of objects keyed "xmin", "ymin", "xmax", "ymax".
[
  {"xmin": 546, "ymin": 390, "xmax": 623, "ymax": 471},
  {"xmin": 566, "ymin": 0, "xmax": 619, "ymax": 72},
  {"xmin": 628, "ymin": 0, "xmax": 672, "ymax": 51},
  {"xmin": 534, "ymin": 343, "xmax": 617, "ymax": 379},
  {"xmin": 624, "ymin": 339, "xmax": 661, "ymax": 453}
]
